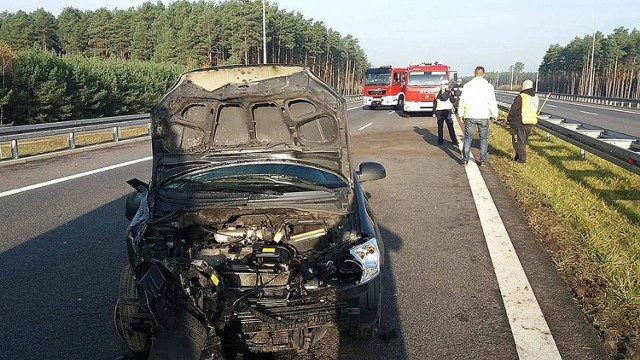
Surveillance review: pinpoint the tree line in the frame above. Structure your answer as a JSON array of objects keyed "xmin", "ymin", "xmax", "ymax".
[
  {"xmin": 0, "ymin": 0, "xmax": 369, "ymax": 125},
  {"xmin": 538, "ymin": 27, "xmax": 640, "ymax": 98},
  {"xmin": 461, "ymin": 62, "xmax": 537, "ymax": 91}
]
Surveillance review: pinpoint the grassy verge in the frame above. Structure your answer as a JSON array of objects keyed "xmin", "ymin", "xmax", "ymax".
[
  {"xmin": 0, "ymin": 126, "xmax": 149, "ymax": 160},
  {"xmin": 488, "ymin": 117, "xmax": 640, "ymax": 358}
]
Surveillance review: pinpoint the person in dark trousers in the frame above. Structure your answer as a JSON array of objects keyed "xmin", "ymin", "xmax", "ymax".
[
  {"xmin": 451, "ymin": 78, "xmax": 463, "ymax": 111},
  {"xmin": 507, "ymin": 79, "xmax": 539, "ymax": 163},
  {"xmin": 434, "ymin": 83, "xmax": 458, "ymax": 146}
]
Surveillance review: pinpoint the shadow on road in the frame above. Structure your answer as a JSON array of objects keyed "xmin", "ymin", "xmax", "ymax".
[
  {"xmin": 0, "ymin": 196, "xmax": 130, "ymax": 359},
  {"xmin": 412, "ymin": 126, "xmax": 461, "ymax": 163}
]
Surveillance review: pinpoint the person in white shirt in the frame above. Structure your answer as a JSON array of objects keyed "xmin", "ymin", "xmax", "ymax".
[{"xmin": 457, "ymin": 66, "xmax": 499, "ymax": 166}]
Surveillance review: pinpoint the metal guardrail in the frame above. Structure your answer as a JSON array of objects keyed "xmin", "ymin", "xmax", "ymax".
[
  {"xmin": 0, "ymin": 114, "xmax": 151, "ymax": 160},
  {"xmin": 0, "ymin": 95, "xmax": 364, "ymax": 160},
  {"xmin": 496, "ymin": 90, "xmax": 640, "ymax": 109},
  {"xmin": 496, "ymin": 101, "xmax": 640, "ymax": 176}
]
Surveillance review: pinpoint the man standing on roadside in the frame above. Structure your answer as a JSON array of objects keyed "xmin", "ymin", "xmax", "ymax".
[
  {"xmin": 507, "ymin": 79, "xmax": 539, "ymax": 164},
  {"xmin": 457, "ymin": 66, "xmax": 498, "ymax": 166}
]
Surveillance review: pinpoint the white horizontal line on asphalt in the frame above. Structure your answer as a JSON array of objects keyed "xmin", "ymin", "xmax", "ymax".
[
  {"xmin": 580, "ymin": 110, "xmax": 599, "ymax": 115},
  {"xmin": 347, "ymin": 106, "xmax": 361, "ymax": 111},
  {"xmin": 357, "ymin": 122, "xmax": 373, "ymax": 131},
  {"xmin": 546, "ymin": 104, "xmax": 557, "ymax": 108},
  {"xmin": 0, "ymin": 156, "xmax": 152, "ymax": 198},
  {"xmin": 545, "ymin": 98, "xmax": 640, "ymax": 115},
  {"xmin": 451, "ymin": 117, "xmax": 561, "ymax": 360}
]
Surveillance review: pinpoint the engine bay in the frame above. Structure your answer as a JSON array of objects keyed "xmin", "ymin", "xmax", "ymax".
[{"xmin": 128, "ymin": 209, "xmax": 366, "ymax": 330}]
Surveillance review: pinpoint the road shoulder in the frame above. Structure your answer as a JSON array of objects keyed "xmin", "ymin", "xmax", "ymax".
[{"xmin": 479, "ymin": 163, "xmax": 607, "ymax": 359}]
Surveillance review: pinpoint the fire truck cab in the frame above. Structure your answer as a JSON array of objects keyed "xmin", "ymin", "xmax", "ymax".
[
  {"xmin": 402, "ymin": 62, "xmax": 452, "ymax": 114},
  {"xmin": 362, "ymin": 66, "xmax": 406, "ymax": 109}
]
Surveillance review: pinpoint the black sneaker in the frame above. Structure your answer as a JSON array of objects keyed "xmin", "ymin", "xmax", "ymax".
[
  {"xmin": 477, "ymin": 160, "xmax": 488, "ymax": 166},
  {"xmin": 451, "ymin": 141, "xmax": 459, "ymax": 146},
  {"xmin": 461, "ymin": 159, "xmax": 469, "ymax": 165}
]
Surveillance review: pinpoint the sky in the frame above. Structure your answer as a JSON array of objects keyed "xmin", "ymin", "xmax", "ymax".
[{"xmin": 3, "ymin": 0, "xmax": 639, "ymax": 76}]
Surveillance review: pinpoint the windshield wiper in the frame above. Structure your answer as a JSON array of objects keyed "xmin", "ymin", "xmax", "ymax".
[
  {"xmin": 163, "ymin": 178, "xmax": 283, "ymax": 195},
  {"xmin": 233, "ymin": 175, "xmax": 336, "ymax": 193}
]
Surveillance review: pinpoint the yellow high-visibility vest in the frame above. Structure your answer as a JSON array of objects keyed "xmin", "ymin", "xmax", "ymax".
[{"xmin": 520, "ymin": 93, "xmax": 539, "ymax": 125}]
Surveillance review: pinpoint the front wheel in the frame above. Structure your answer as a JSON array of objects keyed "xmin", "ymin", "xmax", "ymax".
[
  {"xmin": 115, "ymin": 264, "xmax": 151, "ymax": 354},
  {"xmin": 395, "ymin": 97, "xmax": 404, "ymax": 111}
]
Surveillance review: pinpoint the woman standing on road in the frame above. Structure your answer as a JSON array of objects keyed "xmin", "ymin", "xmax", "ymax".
[{"xmin": 434, "ymin": 83, "xmax": 458, "ymax": 146}]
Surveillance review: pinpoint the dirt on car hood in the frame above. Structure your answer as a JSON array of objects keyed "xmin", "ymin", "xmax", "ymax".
[{"xmin": 150, "ymin": 65, "xmax": 353, "ymax": 185}]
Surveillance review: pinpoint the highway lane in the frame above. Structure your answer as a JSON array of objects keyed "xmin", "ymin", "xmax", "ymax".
[
  {"xmin": 495, "ymin": 92, "xmax": 640, "ymax": 138},
  {"xmin": 0, "ymin": 108, "xmax": 606, "ymax": 359}
]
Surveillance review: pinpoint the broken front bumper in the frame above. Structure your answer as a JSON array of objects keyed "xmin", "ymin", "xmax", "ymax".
[{"xmin": 221, "ymin": 274, "xmax": 382, "ymax": 352}]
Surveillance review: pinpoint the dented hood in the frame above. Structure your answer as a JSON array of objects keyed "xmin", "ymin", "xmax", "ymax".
[{"xmin": 150, "ymin": 65, "xmax": 352, "ymax": 185}]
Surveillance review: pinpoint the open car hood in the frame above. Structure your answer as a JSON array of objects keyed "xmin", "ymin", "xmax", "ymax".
[{"xmin": 150, "ymin": 65, "xmax": 352, "ymax": 185}]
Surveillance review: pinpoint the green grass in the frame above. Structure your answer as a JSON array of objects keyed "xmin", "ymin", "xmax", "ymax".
[
  {"xmin": 0, "ymin": 126, "xmax": 149, "ymax": 160},
  {"xmin": 488, "ymin": 119, "xmax": 640, "ymax": 358}
]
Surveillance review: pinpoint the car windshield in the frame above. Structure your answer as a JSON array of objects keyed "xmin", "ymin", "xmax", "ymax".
[
  {"xmin": 163, "ymin": 163, "xmax": 348, "ymax": 193},
  {"xmin": 407, "ymin": 71, "xmax": 448, "ymax": 87},
  {"xmin": 365, "ymin": 72, "xmax": 391, "ymax": 86}
]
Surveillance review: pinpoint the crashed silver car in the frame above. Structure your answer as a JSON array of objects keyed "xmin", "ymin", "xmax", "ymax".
[{"xmin": 114, "ymin": 65, "xmax": 386, "ymax": 359}]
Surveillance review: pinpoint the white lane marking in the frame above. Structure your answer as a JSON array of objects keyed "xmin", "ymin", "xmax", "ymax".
[
  {"xmin": 544, "ymin": 98, "xmax": 640, "ymax": 115},
  {"xmin": 0, "ymin": 156, "xmax": 152, "ymax": 198},
  {"xmin": 546, "ymin": 104, "xmax": 557, "ymax": 108},
  {"xmin": 347, "ymin": 106, "xmax": 361, "ymax": 111},
  {"xmin": 357, "ymin": 122, "xmax": 374, "ymax": 131},
  {"xmin": 580, "ymin": 110, "xmax": 599, "ymax": 116},
  {"xmin": 451, "ymin": 117, "xmax": 562, "ymax": 360}
]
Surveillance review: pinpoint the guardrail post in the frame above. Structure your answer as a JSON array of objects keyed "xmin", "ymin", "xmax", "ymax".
[
  {"xmin": 68, "ymin": 132, "xmax": 76, "ymax": 149},
  {"xmin": 580, "ymin": 148, "xmax": 586, "ymax": 160},
  {"xmin": 11, "ymin": 139, "xmax": 19, "ymax": 159},
  {"xmin": 112, "ymin": 126, "xmax": 120, "ymax": 142},
  {"xmin": 545, "ymin": 132, "xmax": 551, "ymax": 141}
]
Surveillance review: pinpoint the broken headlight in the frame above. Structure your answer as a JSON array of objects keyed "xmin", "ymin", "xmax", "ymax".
[{"xmin": 349, "ymin": 238, "xmax": 380, "ymax": 284}]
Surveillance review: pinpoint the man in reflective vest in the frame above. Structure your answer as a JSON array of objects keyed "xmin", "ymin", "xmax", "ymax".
[{"xmin": 507, "ymin": 79, "xmax": 539, "ymax": 163}]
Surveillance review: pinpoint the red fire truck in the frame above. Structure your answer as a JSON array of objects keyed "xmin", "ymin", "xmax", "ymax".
[
  {"xmin": 362, "ymin": 66, "xmax": 406, "ymax": 110},
  {"xmin": 402, "ymin": 62, "xmax": 453, "ymax": 114}
]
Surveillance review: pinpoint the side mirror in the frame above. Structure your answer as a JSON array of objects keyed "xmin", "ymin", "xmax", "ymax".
[
  {"xmin": 125, "ymin": 191, "xmax": 141, "ymax": 221},
  {"xmin": 125, "ymin": 178, "xmax": 148, "ymax": 221},
  {"xmin": 356, "ymin": 162, "xmax": 386, "ymax": 183}
]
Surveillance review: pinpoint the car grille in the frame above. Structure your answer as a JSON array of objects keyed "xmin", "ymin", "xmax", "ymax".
[{"xmin": 368, "ymin": 89, "xmax": 386, "ymax": 95}]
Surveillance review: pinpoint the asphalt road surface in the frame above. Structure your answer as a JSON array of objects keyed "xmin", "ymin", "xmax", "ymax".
[
  {"xmin": 0, "ymin": 105, "xmax": 608, "ymax": 359},
  {"xmin": 495, "ymin": 91, "xmax": 640, "ymax": 138}
]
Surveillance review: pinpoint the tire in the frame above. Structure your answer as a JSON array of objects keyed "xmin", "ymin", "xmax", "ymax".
[
  {"xmin": 115, "ymin": 264, "xmax": 151, "ymax": 354},
  {"xmin": 395, "ymin": 97, "xmax": 404, "ymax": 111},
  {"xmin": 369, "ymin": 105, "xmax": 377, "ymax": 110}
]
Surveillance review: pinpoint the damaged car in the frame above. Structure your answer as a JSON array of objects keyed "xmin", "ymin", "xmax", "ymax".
[{"xmin": 114, "ymin": 65, "xmax": 386, "ymax": 359}]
